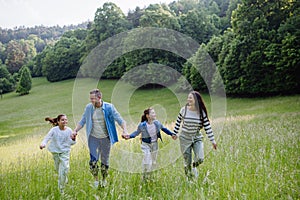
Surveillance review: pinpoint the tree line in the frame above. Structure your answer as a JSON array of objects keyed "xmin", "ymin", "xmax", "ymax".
[
  {"xmin": 0, "ymin": 23, "xmax": 88, "ymax": 95},
  {"xmin": 0, "ymin": 0, "xmax": 299, "ymax": 96}
]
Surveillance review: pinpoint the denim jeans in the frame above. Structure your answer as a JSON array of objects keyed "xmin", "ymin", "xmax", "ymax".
[
  {"xmin": 88, "ymin": 136, "xmax": 111, "ymax": 166},
  {"xmin": 179, "ymin": 133, "xmax": 204, "ymax": 168},
  {"xmin": 141, "ymin": 141, "xmax": 158, "ymax": 172},
  {"xmin": 52, "ymin": 151, "xmax": 70, "ymax": 190}
]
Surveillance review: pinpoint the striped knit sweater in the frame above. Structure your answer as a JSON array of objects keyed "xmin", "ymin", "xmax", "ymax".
[{"xmin": 174, "ymin": 106, "xmax": 215, "ymax": 144}]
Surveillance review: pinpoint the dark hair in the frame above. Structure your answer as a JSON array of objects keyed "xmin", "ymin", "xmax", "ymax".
[
  {"xmin": 190, "ymin": 91, "xmax": 209, "ymax": 123},
  {"xmin": 89, "ymin": 89, "xmax": 102, "ymax": 98},
  {"xmin": 141, "ymin": 108, "xmax": 153, "ymax": 122},
  {"xmin": 45, "ymin": 114, "xmax": 66, "ymax": 126}
]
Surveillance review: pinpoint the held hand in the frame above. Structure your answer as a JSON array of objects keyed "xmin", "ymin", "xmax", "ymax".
[
  {"xmin": 212, "ymin": 143, "xmax": 217, "ymax": 150},
  {"xmin": 39, "ymin": 144, "xmax": 45, "ymax": 150},
  {"xmin": 122, "ymin": 129, "xmax": 128, "ymax": 135},
  {"xmin": 122, "ymin": 134, "xmax": 130, "ymax": 140},
  {"xmin": 171, "ymin": 134, "xmax": 178, "ymax": 140},
  {"xmin": 71, "ymin": 133, "xmax": 77, "ymax": 141}
]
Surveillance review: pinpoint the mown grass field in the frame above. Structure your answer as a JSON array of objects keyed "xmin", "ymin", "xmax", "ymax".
[{"xmin": 0, "ymin": 78, "xmax": 299, "ymax": 199}]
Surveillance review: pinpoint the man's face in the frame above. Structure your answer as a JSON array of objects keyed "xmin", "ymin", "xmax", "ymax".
[{"xmin": 89, "ymin": 94, "xmax": 100, "ymax": 106}]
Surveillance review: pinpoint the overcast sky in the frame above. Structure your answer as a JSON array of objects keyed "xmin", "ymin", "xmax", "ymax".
[{"xmin": 0, "ymin": 0, "xmax": 174, "ymax": 29}]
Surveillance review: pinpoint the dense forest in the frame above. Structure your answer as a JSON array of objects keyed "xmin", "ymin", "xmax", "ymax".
[{"xmin": 0, "ymin": 0, "xmax": 299, "ymax": 96}]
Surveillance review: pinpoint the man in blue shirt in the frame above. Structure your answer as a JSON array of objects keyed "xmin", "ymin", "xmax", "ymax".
[{"xmin": 73, "ymin": 89, "xmax": 128, "ymax": 188}]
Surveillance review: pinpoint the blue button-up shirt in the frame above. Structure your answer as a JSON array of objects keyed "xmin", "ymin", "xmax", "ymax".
[{"xmin": 78, "ymin": 101, "xmax": 125, "ymax": 145}]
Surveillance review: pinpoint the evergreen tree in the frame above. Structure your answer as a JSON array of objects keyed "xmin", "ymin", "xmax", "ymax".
[
  {"xmin": 16, "ymin": 66, "xmax": 32, "ymax": 95},
  {"xmin": 0, "ymin": 64, "xmax": 15, "ymax": 93}
]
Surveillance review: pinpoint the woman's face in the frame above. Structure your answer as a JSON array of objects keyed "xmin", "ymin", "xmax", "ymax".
[
  {"xmin": 187, "ymin": 93, "xmax": 195, "ymax": 106},
  {"xmin": 147, "ymin": 109, "xmax": 156, "ymax": 120}
]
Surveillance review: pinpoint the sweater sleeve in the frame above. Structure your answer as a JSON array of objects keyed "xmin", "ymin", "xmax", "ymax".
[
  {"xmin": 202, "ymin": 110, "xmax": 215, "ymax": 144},
  {"xmin": 173, "ymin": 107, "xmax": 185, "ymax": 134},
  {"xmin": 41, "ymin": 128, "xmax": 54, "ymax": 146},
  {"xmin": 129, "ymin": 124, "xmax": 142, "ymax": 139},
  {"xmin": 155, "ymin": 120, "xmax": 175, "ymax": 136},
  {"xmin": 67, "ymin": 127, "xmax": 76, "ymax": 146},
  {"xmin": 161, "ymin": 127, "xmax": 175, "ymax": 136}
]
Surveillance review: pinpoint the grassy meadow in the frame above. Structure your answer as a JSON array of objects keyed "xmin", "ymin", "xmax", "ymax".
[{"xmin": 0, "ymin": 77, "xmax": 299, "ymax": 199}]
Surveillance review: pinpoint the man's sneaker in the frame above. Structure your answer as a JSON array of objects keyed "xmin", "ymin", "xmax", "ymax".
[
  {"xmin": 192, "ymin": 167, "xmax": 199, "ymax": 179},
  {"xmin": 100, "ymin": 179, "xmax": 107, "ymax": 188},
  {"xmin": 94, "ymin": 181, "xmax": 99, "ymax": 188}
]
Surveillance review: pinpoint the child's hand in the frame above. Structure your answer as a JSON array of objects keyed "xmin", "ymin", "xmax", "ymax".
[
  {"xmin": 71, "ymin": 133, "xmax": 77, "ymax": 141},
  {"xmin": 122, "ymin": 134, "xmax": 130, "ymax": 140},
  {"xmin": 39, "ymin": 144, "xmax": 45, "ymax": 150}
]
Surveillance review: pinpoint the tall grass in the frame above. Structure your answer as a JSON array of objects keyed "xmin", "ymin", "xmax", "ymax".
[{"xmin": 0, "ymin": 78, "xmax": 299, "ymax": 199}]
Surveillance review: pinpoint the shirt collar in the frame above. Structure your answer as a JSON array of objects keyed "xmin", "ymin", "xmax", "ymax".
[{"xmin": 93, "ymin": 100, "xmax": 103, "ymax": 109}]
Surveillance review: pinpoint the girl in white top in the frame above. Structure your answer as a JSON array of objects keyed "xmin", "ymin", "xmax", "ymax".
[
  {"xmin": 174, "ymin": 91, "xmax": 217, "ymax": 181},
  {"xmin": 40, "ymin": 114, "xmax": 76, "ymax": 193}
]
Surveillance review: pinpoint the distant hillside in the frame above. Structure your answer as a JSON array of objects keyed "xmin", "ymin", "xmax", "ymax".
[{"xmin": 0, "ymin": 22, "xmax": 90, "ymax": 44}]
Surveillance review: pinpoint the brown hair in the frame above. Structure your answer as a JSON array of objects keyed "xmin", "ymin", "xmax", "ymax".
[
  {"xmin": 89, "ymin": 89, "xmax": 102, "ymax": 98},
  {"xmin": 141, "ymin": 108, "xmax": 153, "ymax": 122},
  {"xmin": 188, "ymin": 91, "xmax": 209, "ymax": 124},
  {"xmin": 45, "ymin": 114, "xmax": 66, "ymax": 126}
]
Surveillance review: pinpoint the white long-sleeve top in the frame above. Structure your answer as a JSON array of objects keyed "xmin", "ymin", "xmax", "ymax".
[{"xmin": 41, "ymin": 126, "xmax": 76, "ymax": 153}]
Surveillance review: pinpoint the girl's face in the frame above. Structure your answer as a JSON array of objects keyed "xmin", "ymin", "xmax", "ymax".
[
  {"xmin": 58, "ymin": 115, "xmax": 68, "ymax": 127},
  {"xmin": 187, "ymin": 93, "xmax": 195, "ymax": 106},
  {"xmin": 147, "ymin": 109, "xmax": 156, "ymax": 120}
]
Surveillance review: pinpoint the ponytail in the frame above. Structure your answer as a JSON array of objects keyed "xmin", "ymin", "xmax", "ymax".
[
  {"xmin": 140, "ymin": 108, "xmax": 152, "ymax": 122},
  {"xmin": 45, "ymin": 114, "xmax": 66, "ymax": 126}
]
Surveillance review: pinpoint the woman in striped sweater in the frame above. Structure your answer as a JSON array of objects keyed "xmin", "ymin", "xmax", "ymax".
[{"xmin": 174, "ymin": 91, "xmax": 217, "ymax": 181}]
